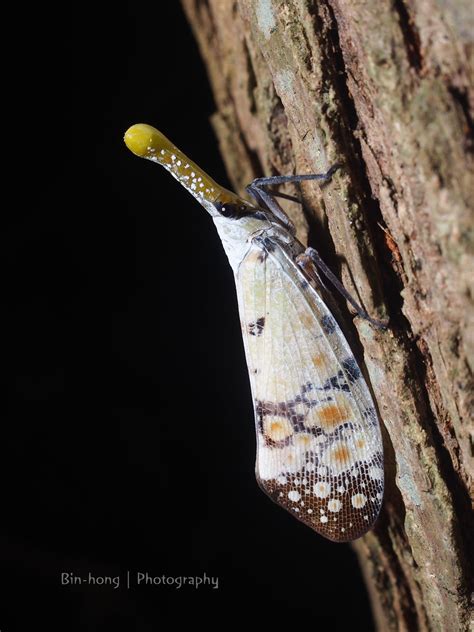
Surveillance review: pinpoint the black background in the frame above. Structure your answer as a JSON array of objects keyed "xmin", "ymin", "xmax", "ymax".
[{"xmin": 3, "ymin": 2, "xmax": 374, "ymax": 630}]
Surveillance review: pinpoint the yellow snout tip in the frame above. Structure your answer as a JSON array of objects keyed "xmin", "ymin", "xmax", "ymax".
[{"xmin": 124, "ymin": 123, "xmax": 164, "ymax": 158}]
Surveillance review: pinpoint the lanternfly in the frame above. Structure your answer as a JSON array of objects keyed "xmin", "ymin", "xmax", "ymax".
[{"xmin": 124, "ymin": 124, "xmax": 386, "ymax": 542}]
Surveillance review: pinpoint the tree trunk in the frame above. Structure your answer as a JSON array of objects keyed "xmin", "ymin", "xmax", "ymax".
[{"xmin": 181, "ymin": 1, "xmax": 473, "ymax": 630}]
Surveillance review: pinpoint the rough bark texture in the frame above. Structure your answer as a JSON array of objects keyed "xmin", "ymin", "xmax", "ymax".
[{"xmin": 181, "ymin": 1, "xmax": 473, "ymax": 630}]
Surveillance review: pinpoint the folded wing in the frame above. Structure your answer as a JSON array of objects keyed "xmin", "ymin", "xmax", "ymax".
[{"xmin": 236, "ymin": 237, "xmax": 384, "ymax": 541}]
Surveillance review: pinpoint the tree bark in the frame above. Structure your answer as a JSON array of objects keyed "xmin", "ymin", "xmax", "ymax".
[{"xmin": 181, "ymin": 1, "xmax": 473, "ymax": 630}]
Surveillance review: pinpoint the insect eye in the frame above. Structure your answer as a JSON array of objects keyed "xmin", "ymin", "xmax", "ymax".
[
  {"xmin": 214, "ymin": 201, "xmax": 251, "ymax": 218},
  {"xmin": 215, "ymin": 202, "xmax": 237, "ymax": 217}
]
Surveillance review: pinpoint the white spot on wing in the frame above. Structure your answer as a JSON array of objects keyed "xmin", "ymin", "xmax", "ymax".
[
  {"xmin": 313, "ymin": 482, "xmax": 331, "ymax": 498},
  {"xmin": 288, "ymin": 491, "xmax": 301, "ymax": 502},
  {"xmin": 351, "ymin": 493, "xmax": 367, "ymax": 509},
  {"xmin": 327, "ymin": 499, "xmax": 342, "ymax": 513}
]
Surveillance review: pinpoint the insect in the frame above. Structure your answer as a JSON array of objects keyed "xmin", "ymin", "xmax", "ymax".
[{"xmin": 124, "ymin": 123, "xmax": 385, "ymax": 542}]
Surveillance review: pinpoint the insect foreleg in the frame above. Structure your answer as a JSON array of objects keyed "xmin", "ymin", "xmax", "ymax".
[{"xmin": 247, "ymin": 164, "xmax": 341, "ymax": 189}]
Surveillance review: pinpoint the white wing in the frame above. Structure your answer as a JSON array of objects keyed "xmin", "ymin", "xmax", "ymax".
[{"xmin": 235, "ymin": 235, "xmax": 383, "ymax": 541}]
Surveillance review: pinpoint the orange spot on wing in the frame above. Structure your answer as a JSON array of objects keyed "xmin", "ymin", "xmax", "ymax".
[
  {"xmin": 317, "ymin": 403, "xmax": 350, "ymax": 429},
  {"xmin": 263, "ymin": 416, "xmax": 293, "ymax": 441},
  {"xmin": 333, "ymin": 444, "xmax": 351, "ymax": 465},
  {"xmin": 295, "ymin": 434, "xmax": 312, "ymax": 447},
  {"xmin": 312, "ymin": 354, "xmax": 326, "ymax": 367}
]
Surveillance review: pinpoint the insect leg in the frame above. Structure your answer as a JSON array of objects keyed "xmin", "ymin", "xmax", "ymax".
[
  {"xmin": 248, "ymin": 163, "xmax": 341, "ymax": 189},
  {"xmin": 267, "ymin": 190, "xmax": 302, "ymax": 204},
  {"xmin": 300, "ymin": 247, "xmax": 388, "ymax": 329}
]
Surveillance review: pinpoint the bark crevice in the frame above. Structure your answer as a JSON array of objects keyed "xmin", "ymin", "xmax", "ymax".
[{"xmin": 393, "ymin": 0, "xmax": 424, "ymax": 73}]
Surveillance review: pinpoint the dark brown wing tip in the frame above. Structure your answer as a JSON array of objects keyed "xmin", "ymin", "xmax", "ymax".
[{"xmin": 256, "ymin": 473, "xmax": 381, "ymax": 542}]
